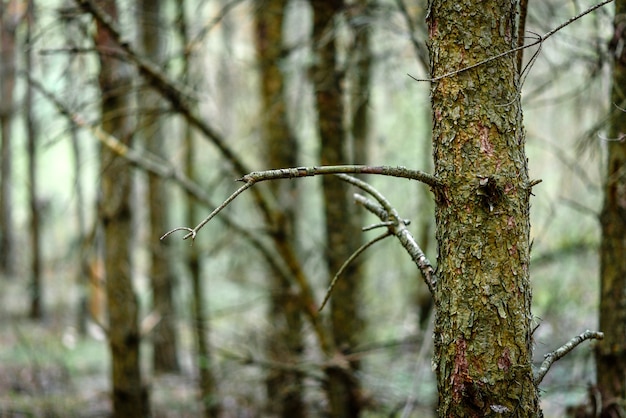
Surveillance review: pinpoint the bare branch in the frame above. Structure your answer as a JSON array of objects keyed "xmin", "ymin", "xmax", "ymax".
[
  {"xmin": 534, "ymin": 330, "xmax": 604, "ymax": 385},
  {"xmin": 318, "ymin": 231, "xmax": 391, "ymax": 312},
  {"xmin": 161, "ymin": 182, "xmax": 253, "ymax": 241},
  {"xmin": 338, "ymin": 175, "xmax": 437, "ymax": 296},
  {"xmin": 410, "ymin": 0, "xmax": 614, "ymax": 82},
  {"xmin": 239, "ymin": 165, "xmax": 441, "ymax": 188}
]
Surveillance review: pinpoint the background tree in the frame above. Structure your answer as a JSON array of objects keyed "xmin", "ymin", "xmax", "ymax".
[
  {"xmin": 0, "ymin": 0, "xmax": 19, "ymax": 276},
  {"xmin": 595, "ymin": 0, "xmax": 626, "ymax": 415},
  {"xmin": 24, "ymin": 0, "xmax": 42, "ymax": 319},
  {"xmin": 254, "ymin": 1, "xmax": 306, "ymax": 416},
  {"xmin": 311, "ymin": 1, "xmax": 365, "ymax": 415},
  {"xmin": 94, "ymin": 0, "xmax": 147, "ymax": 415},
  {"xmin": 137, "ymin": 0, "xmax": 180, "ymax": 374},
  {"xmin": 176, "ymin": 0, "xmax": 220, "ymax": 415}
]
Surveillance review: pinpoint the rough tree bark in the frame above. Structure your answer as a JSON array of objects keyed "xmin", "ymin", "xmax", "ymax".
[
  {"xmin": 95, "ymin": 1, "xmax": 147, "ymax": 416},
  {"xmin": 137, "ymin": 0, "xmax": 180, "ymax": 374},
  {"xmin": 311, "ymin": 1, "xmax": 364, "ymax": 416},
  {"xmin": 428, "ymin": 1, "xmax": 540, "ymax": 416},
  {"xmin": 254, "ymin": 1, "xmax": 306, "ymax": 416},
  {"xmin": 595, "ymin": 1, "xmax": 626, "ymax": 415}
]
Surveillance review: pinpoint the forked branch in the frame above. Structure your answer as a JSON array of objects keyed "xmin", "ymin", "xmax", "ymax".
[
  {"xmin": 161, "ymin": 168, "xmax": 439, "ymax": 298},
  {"xmin": 161, "ymin": 165, "xmax": 440, "ymax": 241}
]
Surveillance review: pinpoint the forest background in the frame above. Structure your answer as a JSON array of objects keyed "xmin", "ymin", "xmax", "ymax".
[{"xmin": 0, "ymin": 0, "xmax": 618, "ymax": 416}]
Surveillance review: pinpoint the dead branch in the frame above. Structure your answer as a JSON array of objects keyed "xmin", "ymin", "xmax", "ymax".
[
  {"xmin": 163, "ymin": 166, "xmax": 439, "ymax": 242},
  {"xmin": 318, "ymin": 231, "xmax": 391, "ymax": 312},
  {"xmin": 534, "ymin": 330, "xmax": 604, "ymax": 385},
  {"xmin": 239, "ymin": 165, "xmax": 441, "ymax": 188}
]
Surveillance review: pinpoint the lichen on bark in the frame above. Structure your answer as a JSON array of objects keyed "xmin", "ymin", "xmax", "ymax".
[{"xmin": 428, "ymin": 1, "xmax": 540, "ymax": 416}]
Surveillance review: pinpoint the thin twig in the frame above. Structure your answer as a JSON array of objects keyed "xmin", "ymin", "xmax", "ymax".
[
  {"xmin": 318, "ymin": 231, "xmax": 391, "ymax": 312},
  {"xmin": 161, "ymin": 182, "xmax": 253, "ymax": 241},
  {"xmin": 409, "ymin": 0, "xmax": 614, "ymax": 82},
  {"xmin": 534, "ymin": 330, "xmax": 604, "ymax": 385}
]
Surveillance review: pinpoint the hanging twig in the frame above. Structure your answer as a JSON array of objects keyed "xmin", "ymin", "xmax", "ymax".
[
  {"xmin": 409, "ymin": 0, "xmax": 614, "ymax": 82},
  {"xmin": 534, "ymin": 330, "xmax": 604, "ymax": 385}
]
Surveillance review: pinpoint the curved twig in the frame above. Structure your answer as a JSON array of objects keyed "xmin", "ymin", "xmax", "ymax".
[
  {"xmin": 409, "ymin": 0, "xmax": 614, "ymax": 82},
  {"xmin": 161, "ymin": 182, "xmax": 253, "ymax": 241},
  {"xmin": 318, "ymin": 231, "xmax": 392, "ymax": 312}
]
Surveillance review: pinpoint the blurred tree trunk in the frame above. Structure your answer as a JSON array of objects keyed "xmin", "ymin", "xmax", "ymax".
[
  {"xmin": 428, "ymin": 0, "xmax": 540, "ymax": 416},
  {"xmin": 95, "ymin": 1, "xmax": 148, "ymax": 416},
  {"xmin": 348, "ymin": 0, "xmax": 371, "ymax": 167},
  {"xmin": 137, "ymin": 0, "xmax": 180, "ymax": 374},
  {"xmin": 254, "ymin": 1, "xmax": 305, "ymax": 416},
  {"xmin": 176, "ymin": 0, "xmax": 220, "ymax": 415},
  {"xmin": 25, "ymin": 0, "xmax": 42, "ymax": 319},
  {"xmin": 595, "ymin": 0, "xmax": 626, "ymax": 415},
  {"xmin": 0, "ymin": 0, "xmax": 18, "ymax": 276},
  {"xmin": 312, "ymin": 1, "xmax": 364, "ymax": 416}
]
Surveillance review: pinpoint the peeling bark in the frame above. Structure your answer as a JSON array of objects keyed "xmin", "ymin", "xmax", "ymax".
[{"xmin": 428, "ymin": 1, "xmax": 540, "ymax": 416}]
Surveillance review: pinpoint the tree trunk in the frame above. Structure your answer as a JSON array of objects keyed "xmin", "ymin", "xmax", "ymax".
[
  {"xmin": 311, "ymin": 1, "xmax": 364, "ymax": 416},
  {"xmin": 95, "ymin": 1, "xmax": 148, "ymax": 416},
  {"xmin": 595, "ymin": 1, "xmax": 626, "ymax": 415},
  {"xmin": 254, "ymin": 1, "xmax": 306, "ymax": 416},
  {"xmin": 428, "ymin": 1, "xmax": 540, "ymax": 416},
  {"xmin": 0, "ymin": 0, "xmax": 18, "ymax": 276},
  {"xmin": 25, "ymin": 0, "xmax": 42, "ymax": 319},
  {"xmin": 137, "ymin": 0, "xmax": 180, "ymax": 375}
]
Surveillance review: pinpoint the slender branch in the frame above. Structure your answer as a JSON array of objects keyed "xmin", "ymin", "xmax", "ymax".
[
  {"xmin": 161, "ymin": 182, "xmax": 253, "ymax": 241},
  {"xmin": 239, "ymin": 165, "xmax": 441, "ymax": 188},
  {"xmin": 318, "ymin": 231, "xmax": 391, "ymax": 312},
  {"xmin": 218, "ymin": 347, "xmax": 326, "ymax": 382},
  {"xmin": 534, "ymin": 330, "xmax": 604, "ymax": 385},
  {"xmin": 410, "ymin": 0, "xmax": 614, "ymax": 82},
  {"xmin": 160, "ymin": 165, "xmax": 438, "ymax": 241}
]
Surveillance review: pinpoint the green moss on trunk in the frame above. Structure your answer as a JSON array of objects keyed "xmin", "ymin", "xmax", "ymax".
[{"xmin": 428, "ymin": 1, "xmax": 540, "ymax": 416}]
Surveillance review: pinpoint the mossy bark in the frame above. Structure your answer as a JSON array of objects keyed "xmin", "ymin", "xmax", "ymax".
[
  {"xmin": 595, "ymin": 1, "xmax": 626, "ymax": 415},
  {"xmin": 254, "ymin": 1, "xmax": 305, "ymax": 416},
  {"xmin": 96, "ymin": 1, "xmax": 148, "ymax": 416},
  {"xmin": 428, "ymin": 1, "xmax": 540, "ymax": 416}
]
